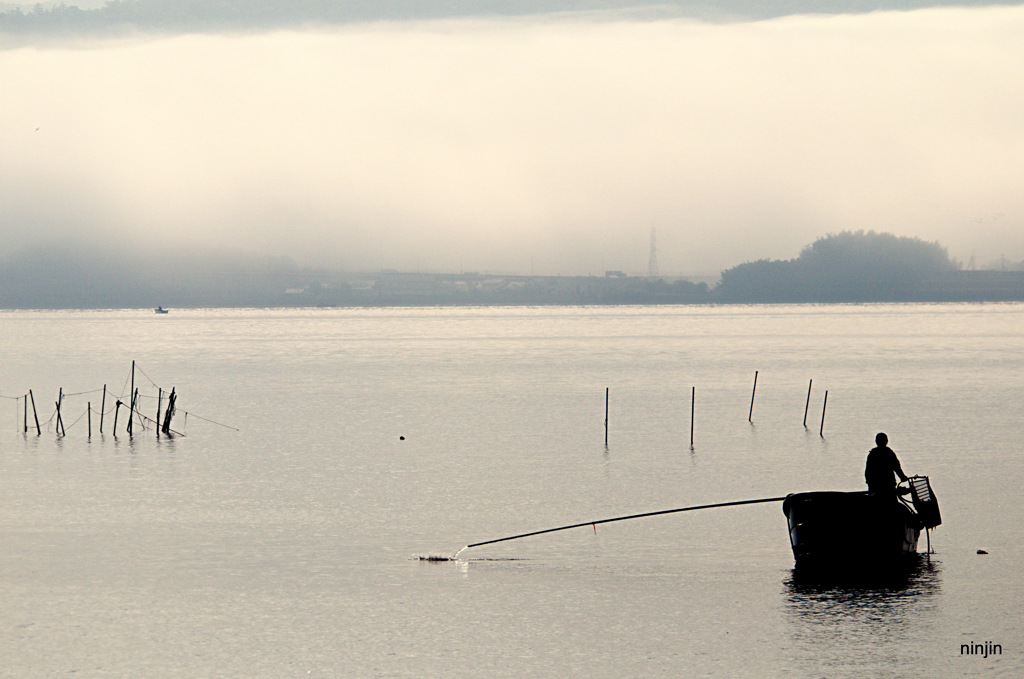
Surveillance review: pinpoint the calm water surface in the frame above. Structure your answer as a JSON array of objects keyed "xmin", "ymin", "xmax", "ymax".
[{"xmin": 0, "ymin": 304, "xmax": 1021, "ymax": 677}]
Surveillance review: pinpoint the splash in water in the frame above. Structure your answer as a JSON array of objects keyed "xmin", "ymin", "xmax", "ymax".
[{"xmin": 414, "ymin": 545, "xmax": 470, "ymax": 561}]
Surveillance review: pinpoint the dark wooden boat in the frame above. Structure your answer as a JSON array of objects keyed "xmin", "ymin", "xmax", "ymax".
[{"xmin": 783, "ymin": 476, "xmax": 940, "ymax": 572}]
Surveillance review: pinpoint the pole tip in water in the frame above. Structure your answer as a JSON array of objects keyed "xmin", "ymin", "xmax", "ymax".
[{"xmin": 415, "ymin": 547, "xmax": 469, "ymax": 562}]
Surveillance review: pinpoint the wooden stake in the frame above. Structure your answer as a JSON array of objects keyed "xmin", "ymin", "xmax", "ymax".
[
  {"xmin": 690, "ymin": 386, "xmax": 695, "ymax": 449},
  {"xmin": 23, "ymin": 394, "xmax": 27, "ymax": 433},
  {"xmin": 748, "ymin": 370, "xmax": 758, "ymax": 423},
  {"xmin": 88, "ymin": 402, "xmax": 91, "ymax": 438},
  {"xmin": 157, "ymin": 388, "xmax": 162, "ymax": 439},
  {"xmin": 162, "ymin": 388, "xmax": 176, "ymax": 434},
  {"xmin": 803, "ymin": 379, "xmax": 813, "ymax": 427},
  {"xmin": 99, "ymin": 385, "xmax": 106, "ymax": 434},
  {"xmin": 113, "ymin": 400, "xmax": 121, "ymax": 437},
  {"xmin": 819, "ymin": 390, "xmax": 829, "ymax": 438},
  {"xmin": 56, "ymin": 388, "xmax": 65, "ymax": 436},
  {"xmin": 604, "ymin": 387, "xmax": 609, "ymax": 445},
  {"xmin": 127, "ymin": 387, "xmax": 140, "ymax": 436},
  {"xmin": 128, "ymin": 361, "xmax": 135, "ymax": 436},
  {"xmin": 29, "ymin": 389, "xmax": 40, "ymax": 435}
]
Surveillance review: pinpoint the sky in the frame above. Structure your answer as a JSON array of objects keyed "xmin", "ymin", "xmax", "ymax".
[{"xmin": 2, "ymin": 5, "xmax": 1023, "ymax": 276}]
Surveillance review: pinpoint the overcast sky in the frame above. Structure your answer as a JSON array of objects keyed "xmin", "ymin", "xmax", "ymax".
[{"xmin": 2, "ymin": 6, "xmax": 1022, "ymax": 276}]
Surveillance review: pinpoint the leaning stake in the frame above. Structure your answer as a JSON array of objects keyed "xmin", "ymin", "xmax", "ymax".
[
  {"xmin": 29, "ymin": 389, "xmax": 40, "ymax": 435},
  {"xmin": 454, "ymin": 495, "xmax": 788, "ymax": 557},
  {"xmin": 803, "ymin": 379, "xmax": 813, "ymax": 428},
  {"xmin": 162, "ymin": 388, "xmax": 176, "ymax": 434},
  {"xmin": 748, "ymin": 370, "xmax": 758, "ymax": 422},
  {"xmin": 56, "ymin": 388, "xmax": 65, "ymax": 436},
  {"xmin": 819, "ymin": 390, "xmax": 829, "ymax": 438}
]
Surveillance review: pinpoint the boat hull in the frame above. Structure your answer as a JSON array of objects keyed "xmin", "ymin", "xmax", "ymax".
[{"xmin": 783, "ymin": 491, "xmax": 921, "ymax": 572}]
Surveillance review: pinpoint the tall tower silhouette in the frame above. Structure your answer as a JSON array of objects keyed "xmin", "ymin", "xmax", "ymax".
[{"xmin": 648, "ymin": 227, "xmax": 659, "ymax": 278}]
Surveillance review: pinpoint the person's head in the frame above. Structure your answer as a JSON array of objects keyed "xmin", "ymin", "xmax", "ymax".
[{"xmin": 875, "ymin": 432, "xmax": 888, "ymax": 447}]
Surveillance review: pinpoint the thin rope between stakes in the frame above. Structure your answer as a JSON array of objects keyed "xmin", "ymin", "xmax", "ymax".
[
  {"xmin": 118, "ymin": 370, "xmax": 132, "ymax": 400},
  {"xmin": 176, "ymin": 411, "xmax": 238, "ymax": 431},
  {"xmin": 62, "ymin": 388, "xmax": 104, "ymax": 398},
  {"xmin": 64, "ymin": 408, "xmax": 89, "ymax": 431},
  {"xmin": 133, "ymin": 364, "xmax": 161, "ymax": 388},
  {"xmin": 136, "ymin": 413, "xmax": 185, "ymax": 436}
]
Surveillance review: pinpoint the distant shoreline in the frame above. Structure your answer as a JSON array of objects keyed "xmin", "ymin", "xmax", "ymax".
[{"xmin": 1, "ymin": 269, "xmax": 1022, "ymax": 310}]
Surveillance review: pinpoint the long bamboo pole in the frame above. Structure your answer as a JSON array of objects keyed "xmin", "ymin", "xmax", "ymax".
[{"xmin": 453, "ymin": 495, "xmax": 788, "ymax": 557}]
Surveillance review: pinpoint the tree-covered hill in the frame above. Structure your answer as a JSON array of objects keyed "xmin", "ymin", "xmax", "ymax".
[{"xmin": 715, "ymin": 231, "xmax": 959, "ymax": 302}]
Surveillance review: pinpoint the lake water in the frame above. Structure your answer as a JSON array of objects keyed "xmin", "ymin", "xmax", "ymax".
[{"xmin": 0, "ymin": 304, "xmax": 1020, "ymax": 677}]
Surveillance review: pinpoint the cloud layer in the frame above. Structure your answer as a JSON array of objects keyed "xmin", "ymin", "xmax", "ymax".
[{"xmin": 2, "ymin": 8, "xmax": 1023, "ymax": 275}]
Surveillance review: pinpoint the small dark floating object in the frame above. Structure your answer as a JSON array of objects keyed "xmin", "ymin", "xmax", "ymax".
[
  {"xmin": 399, "ymin": 435, "xmax": 405, "ymax": 440},
  {"xmin": 783, "ymin": 475, "xmax": 940, "ymax": 573},
  {"xmin": 977, "ymin": 549, "xmax": 988, "ymax": 555}
]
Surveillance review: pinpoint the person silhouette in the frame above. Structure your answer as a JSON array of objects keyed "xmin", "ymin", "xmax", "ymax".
[{"xmin": 865, "ymin": 432, "xmax": 908, "ymax": 495}]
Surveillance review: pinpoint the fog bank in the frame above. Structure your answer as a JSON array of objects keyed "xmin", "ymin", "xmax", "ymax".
[{"xmin": 2, "ymin": 8, "xmax": 1023, "ymax": 275}]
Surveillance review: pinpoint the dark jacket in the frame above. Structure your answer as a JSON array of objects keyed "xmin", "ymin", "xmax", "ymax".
[{"xmin": 865, "ymin": 445, "xmax": 907, "ymax": 493}]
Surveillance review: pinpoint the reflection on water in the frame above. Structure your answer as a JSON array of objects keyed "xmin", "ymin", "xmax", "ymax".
[
  {"xmin": 786, "ymin": 555, "xmax": 942, "ymax": 594},
  {"xmin": 783, "ymin": 558, "xmax": 943, "ymax": 669}
]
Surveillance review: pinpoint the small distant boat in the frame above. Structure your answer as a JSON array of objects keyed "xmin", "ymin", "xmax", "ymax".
[
  {"xmin": 783, "ymin": 476, "xmax": 940, "ymax": 572},
  {"xmin": 154, "ymin": 306, "xmax": 169, "ymax": 314}
]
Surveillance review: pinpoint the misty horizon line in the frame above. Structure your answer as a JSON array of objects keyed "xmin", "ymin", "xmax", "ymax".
[
  {"xmin": 4, "ymin": 0, "xmax": 1023, "ymax": 39},
  {"xmin": 3, "ymin": 231, "xmax": 1021, "ymax": 280},
  {"xmin": 5, "ymin": 230, "xmax": 1024, "ymax": 308},
  {"xmin": 0, "ymin": 239, "xmax": 723, "ymax": 280}
]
